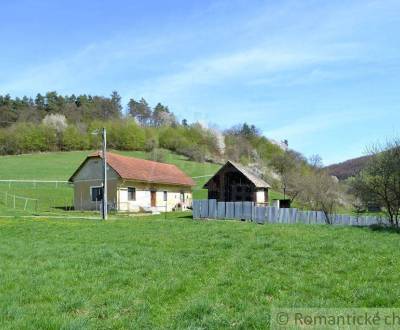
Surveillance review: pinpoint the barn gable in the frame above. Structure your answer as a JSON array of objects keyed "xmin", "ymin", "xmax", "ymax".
[{"xmin": 203, "ymin": 161, "xmax": 270, "ymax": 203}]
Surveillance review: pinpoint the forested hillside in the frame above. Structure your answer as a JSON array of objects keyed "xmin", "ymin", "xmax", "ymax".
[
  {"xmin": 0, "ymin": 91, "xmax": 287, "ymax": 169},
  {"xmin": 325, "ymin": 155, "xmax": 371, "ymax": 180}
]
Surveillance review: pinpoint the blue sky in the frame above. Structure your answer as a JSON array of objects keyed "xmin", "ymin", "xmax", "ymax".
[{"xmin": 1, "ymin": 0, "xmax": 400, "ymax": 164}]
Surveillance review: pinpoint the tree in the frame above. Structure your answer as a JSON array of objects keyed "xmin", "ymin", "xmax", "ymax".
[
  {"xmin": 270, "ymin": 152, "xmax": 297, "ymax": 200},
  {"xmin": 42, "ymin": 114, "xmax": 68, "ymax": 133},
  {"xmin": 128, "ymin": 98, "xmax": 152, "ymax": 125},
  {"xmin": 34, "ymin": 93, "xmax": 45, "ymax": 111},
  {"xmin": 351, "ymin": 139, "xmax": 400, "ymax": 227},
  {"xmin": 110, "ymin": 91, "xmax": 122, "ymax": 115},
  {"xmin": 308, "ymin": 154, "xmax": 323, "ymax": 169},
  {"xmin": 152, "ymin": 103, "xmax": 176, "ymax": 127},
  {"xmin": 302, "ymin": 169, "xmax": 341, "ymax": 224}
]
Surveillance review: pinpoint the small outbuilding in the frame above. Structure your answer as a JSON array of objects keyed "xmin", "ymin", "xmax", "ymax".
[
  {"xmin": 203, "ymin": 161, "xmax": 270, "ymax": 205},
  {"xmin": 69, "ymin": 152, "xmax": 196, "ymax": 212}
]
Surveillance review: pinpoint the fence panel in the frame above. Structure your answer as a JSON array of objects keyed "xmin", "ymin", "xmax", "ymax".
[
  {"xmin": 343, "ymin": 215, "xmax": 349, "ymax": 225},
  {"xmin": 192, "ymin": 200, "xmax": 200, "ymax": 219},
  {"xmin": 217, "ymin": 202, "xmax": 226, "ymax": 219},
  {"xmin": 316, "ymin": 211, "xmax": 325, "ymax": 224},
  {"xmin": 308, "ymin": 211, "xmax": 317, "ymax": 224},
  {"xmin": 242, "ymin": 202, "xmax": 253, "ymax": 220},
  {"xmin": 279, "ymin": 208, "xmax": 289, "ymax": 223},
  {"xmin": 296, "ymin": 211, "xmax": 306, "ymax": 224},
  {"xmin": 254, "ymin": 207, "xmax": 266, "ymax": 224},
  {"xmin": 199, "ymin": 200, "xmax": 209, "ymax": 218},
  {"xmin": 368, "ymin": 216, "xmax": 377, "ymax": 226},
  {"xmin": 267, "ymin": 207, "xmax": 279, "ymax": 223},
  {"xmin": 226, "ymin": 202, "xmax": 235, "ymax": 219},
  {"xmin": 234, "ymin": 202, "xmax": 243, "ymax": 220},
  {"xmin": 288, "ymin": 208, "xmax": 298, "ymax": 224},
  {"xmin": 208, "ymin": 199, "xmax": 217, "ymax": 219}
]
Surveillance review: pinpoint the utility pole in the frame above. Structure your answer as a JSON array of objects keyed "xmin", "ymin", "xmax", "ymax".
[{"xmin": 102, "ymin": 127, "xmax": 108, "ymax": 220}]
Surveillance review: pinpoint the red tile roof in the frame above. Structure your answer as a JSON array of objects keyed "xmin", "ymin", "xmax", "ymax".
[{"xmin": 69, "ymin": 151, "xmax": 196, "ymax": 187}]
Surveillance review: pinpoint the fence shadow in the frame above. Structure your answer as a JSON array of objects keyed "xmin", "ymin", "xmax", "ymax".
[
  {"xmin": 367, "ymin": 224, "xmax": 400, "ymax": 234},
  {"xmin": 53, "ymin": 206, "xmax": 75, "ymax": 211}
]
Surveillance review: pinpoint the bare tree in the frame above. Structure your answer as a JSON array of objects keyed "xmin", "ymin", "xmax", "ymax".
[
  {"xmin": 308, "ymin": 154, "xmax": 323, "ymax": 169},
  {"xmin": 270, "ymin": 152, "xmax": 303, "ymax": 202},
  {"xmin": 351, "ymin": 139, "xmax": 400, "ymax": 227},
  {"xmin": 302, "ymin": 169, "xmax": 341, "ymax": 224}
]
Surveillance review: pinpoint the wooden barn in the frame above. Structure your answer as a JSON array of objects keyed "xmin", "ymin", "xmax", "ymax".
[{"xmin": 203, "ymin": 161, "xmax": 270, "ymax": 205}]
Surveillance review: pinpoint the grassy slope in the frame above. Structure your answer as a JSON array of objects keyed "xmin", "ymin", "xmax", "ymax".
[
  {"xmin": 1, "ymin": 214, "xmax": 399, "ymax": 329},
  {"xmin": 0, "ymin": 150, "xmax": 221, "ymax": 214},
  {"xmin": 0, "ymin": 150, "xmax": 220, "ymax": 181}
]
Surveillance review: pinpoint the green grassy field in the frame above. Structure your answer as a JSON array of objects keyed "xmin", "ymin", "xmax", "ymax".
[
  {"xmin": 0, "ymin": 150, "xmax": 221, "ymax": 215},
  {"xmin": 0, "ymin": 214, "xmax": 399, "ymax": 329}
]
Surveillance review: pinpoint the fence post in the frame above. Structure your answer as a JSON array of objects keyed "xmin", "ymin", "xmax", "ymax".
[{"xmin": 13, "ymin": 195, "xmax": 16, "ymax": 209}]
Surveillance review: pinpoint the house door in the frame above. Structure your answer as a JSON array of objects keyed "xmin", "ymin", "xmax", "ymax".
[{"xmin": 151, "ymin": 191, "xmax": 157, "ymax": 207}]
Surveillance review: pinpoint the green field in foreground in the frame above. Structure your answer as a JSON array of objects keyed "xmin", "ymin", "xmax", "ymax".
[
  {"xmin": 0, "ymin": 214, "xmax": 399, "ymax": 329},
  {"xmin": 0, "ymin": 150, "xmax": 221, "ymax": 214}
]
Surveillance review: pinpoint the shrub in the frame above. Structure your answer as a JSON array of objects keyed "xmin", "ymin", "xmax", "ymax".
[
  {"xmin": 62, "ymin": 126, "xmax": 89, "ymax": 151},
  {"xmin": 89, "ymin": 120, "xmax": 146, "ymax": 151},
  {"xmin": 5, "ymin": 123, "xmax": 57, "ymax": 154},
  {"xmin": 159, "ymin": 127, "xmax": 189, "ymax": 151},
  {"xmin": 148, "ymin": 148, "xmax": 168, "ymax": 163}
]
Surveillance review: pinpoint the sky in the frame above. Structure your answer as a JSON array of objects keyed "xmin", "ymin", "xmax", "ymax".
[{"xmin": 1, "ymin": 0, "xmax": 400, "ymax": 165}]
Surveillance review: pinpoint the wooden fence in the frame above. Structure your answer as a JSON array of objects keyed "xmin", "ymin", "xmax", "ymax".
[{"xmin": 192, "ymin": 200, "xmax": 388, "ymax": 226}]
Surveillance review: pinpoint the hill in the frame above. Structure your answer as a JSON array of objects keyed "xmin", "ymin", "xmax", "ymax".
[{"xmin": 325, "ymin": 155, "xmax": 371, "ymax": 180}]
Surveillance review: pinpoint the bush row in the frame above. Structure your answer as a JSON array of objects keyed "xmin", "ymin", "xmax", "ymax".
[{"xmin": 0, "ymin": 120, "xmax": 222, "ymax": 161}]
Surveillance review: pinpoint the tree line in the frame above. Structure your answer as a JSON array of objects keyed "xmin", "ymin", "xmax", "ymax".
[
  {"xmin": 0, "ymin": 91, "xmax": 180, "ymax": 127},
  {"xmin": 0, "ymin": 92, "xmax": 285, "ymax": 164}
]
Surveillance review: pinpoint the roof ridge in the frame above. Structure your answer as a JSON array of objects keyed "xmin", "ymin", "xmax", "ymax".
[
  {"xmin": 92, "ymin": 150, "xmax": 176, "ymax": 167},
  {"xmin": 73, "ymin": 151, "xmax": 196, "ymax": 187}
]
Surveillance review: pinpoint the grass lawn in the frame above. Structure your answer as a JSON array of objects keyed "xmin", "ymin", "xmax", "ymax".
[{"xmin": 1, "ymin": 214, "xmax": 399, "ymax": 329}]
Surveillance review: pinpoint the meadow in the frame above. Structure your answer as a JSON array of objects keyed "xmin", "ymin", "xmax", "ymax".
[{"xmin": 1, "ymin": 213, "xmax": 399, "ymax": 329}]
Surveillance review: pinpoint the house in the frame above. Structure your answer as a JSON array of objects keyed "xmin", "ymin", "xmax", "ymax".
[
  {"xmin": 203, "ymin": 161, "xmax": 270, "ymax": 205},
  {"xmin": 69, "ymin": 152, "xmax": 196, "ymax": 212}
]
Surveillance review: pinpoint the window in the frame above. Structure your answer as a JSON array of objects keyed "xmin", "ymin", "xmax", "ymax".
[
  {"xmin": 128, "ymin": 187, "xmax": 136, "ymax": 201},
  {"xmin": 180, "ymin": 192, "xmax": 185, "ymax": 202},
  {"xmin": 163, "ymin": 191, "xmax": 167, "ymax": 201},
  {"xmin": 91, "ymin": 187, "xmax": 103, "ymax": 202}
]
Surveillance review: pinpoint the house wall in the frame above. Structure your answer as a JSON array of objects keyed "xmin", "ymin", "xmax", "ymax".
[
  {"xmin": 72, "ymin": 158, "xmax": 120, "ymax": 211},
  {"xmin": 117, "ymin": 181, "xmax": 192, "ymax": 212},
  {"xmin": 255, "ymin": 188, "xmax": 268, "ymax": 205},
  {"xmin": 72, "ymin": 158, "xmax": 193, "ymax": 212}
]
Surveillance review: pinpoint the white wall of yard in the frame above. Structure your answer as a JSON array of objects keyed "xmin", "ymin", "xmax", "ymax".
[{"xmin": 117, "ymin": 181, "xmax": 192, "ymax": 212}]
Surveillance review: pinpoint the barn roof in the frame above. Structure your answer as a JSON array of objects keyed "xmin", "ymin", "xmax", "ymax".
[
  {"xmin": 69, "ymin": 151, "xmax": 196, "ymax": 187},
  {"xmin": 203, "ymin": 160, "xmax": 271, "ymax": 188}
]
